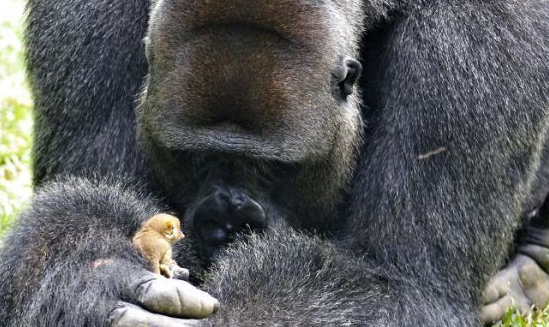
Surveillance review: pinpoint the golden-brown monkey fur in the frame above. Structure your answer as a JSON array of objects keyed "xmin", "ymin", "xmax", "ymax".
[{"xmin": 133, "ymin": 214, "xmax": 185, "ymax": 278}]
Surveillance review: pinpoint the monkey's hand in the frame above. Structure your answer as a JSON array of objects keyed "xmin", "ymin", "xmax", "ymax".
[
  {"xmin": 106, "ymin": 262, "xmax": 218, "ymax": 327},
  {"xmin": 481, "ymin": 227, "xmax": 549, "ymax": 326}
]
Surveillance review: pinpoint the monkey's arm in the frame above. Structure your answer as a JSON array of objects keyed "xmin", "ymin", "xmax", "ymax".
[{"xmin": 0, "ymin": 177, "xmax": 217, "ymax": 327}]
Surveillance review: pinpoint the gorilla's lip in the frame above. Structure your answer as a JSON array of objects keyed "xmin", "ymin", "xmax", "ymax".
[
  {"xmin": 194, "ymin": 128, "xmax": 264, "ymax": 153},
  {"xmin": 172, "ymin": 127, "xmax": 299, "ymax": 162}
]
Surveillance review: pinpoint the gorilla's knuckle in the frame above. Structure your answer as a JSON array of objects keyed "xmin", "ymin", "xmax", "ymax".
[
  {"xmin": 521, "ymin": 244, "xmax": 549, "ymax": 271},
  {"xmin": 108, "ymin": 303, "xmax": 133, "ymax": 327},
  {"xmin": 518, "ymin": 258, "xmax": 539, "ymax": 279}
]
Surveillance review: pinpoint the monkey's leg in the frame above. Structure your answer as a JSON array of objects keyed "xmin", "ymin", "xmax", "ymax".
[
  {"xmin": 160, "ymin": 264, "xmax": 172, "ymax": 278},
  {"xmin": 159, "ymin": 249, "xmax": 189, "ymax": 280},
  {"xmin": 160, "ymin": 249, "xmax": 174, "ymax": 278},
  {"xmin": 152, "ymin": 262, "xmax": 162, "ymax": 275}
]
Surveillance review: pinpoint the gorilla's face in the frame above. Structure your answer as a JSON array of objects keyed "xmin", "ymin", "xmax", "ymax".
[{"xmin": 138, "ymin": 0, "xmax": 364, "ymax": 260}]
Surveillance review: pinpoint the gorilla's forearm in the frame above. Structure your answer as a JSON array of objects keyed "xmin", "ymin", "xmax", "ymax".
[
  {"xmin": 0, "ymin": 177, "xmax": 161, "ymax": 326},
  {"xmin": 204, "ymin": 227, "xmax": 479, "ymax": 326}
]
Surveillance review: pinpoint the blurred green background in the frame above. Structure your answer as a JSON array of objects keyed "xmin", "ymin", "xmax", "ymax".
[
  {"xmin": 0, "ymin": 0, "xmax": 32, "ymax": 239},
  {"xmin": 0, "ymin": 0, "xmax": 548, "ymax": 325}
]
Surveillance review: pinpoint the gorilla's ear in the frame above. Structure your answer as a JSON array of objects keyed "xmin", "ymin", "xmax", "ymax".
[{"xmin": 333, "ymin": 57, "xmax": 362, "ymax": 99}]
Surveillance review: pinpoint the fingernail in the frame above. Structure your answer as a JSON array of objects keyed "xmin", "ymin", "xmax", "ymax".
[{"xmin": 212, "ymin": 300, "xmax": 220, "ymax": 314}]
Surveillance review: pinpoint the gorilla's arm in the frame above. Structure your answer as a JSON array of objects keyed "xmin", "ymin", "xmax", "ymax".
[
  {"xmin": 0, "ymin": 177, "xmax": 476, "ymax": 327},
  {"xmin": 351, "ymin": 2, "xmax": 549, "ymax": 324},
  {"xmin": 199, "ymin": 227, "xmax": 477, "ymax": 326},
  {"xmin": 26, "ymin": 0, "xmax": 149, "ymax": 186},
  {"xmin": 0, "ymin": 178, "xmax": 217, "ymax": 327}
]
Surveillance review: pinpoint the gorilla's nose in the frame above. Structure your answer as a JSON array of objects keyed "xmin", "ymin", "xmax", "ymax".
[{"xmin": 188, "ymin": 184, "xmax": 267, "ymax": 259}]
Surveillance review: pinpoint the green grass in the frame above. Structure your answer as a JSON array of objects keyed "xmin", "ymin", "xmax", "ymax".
[
  {"xmin": 0, "ymin": 0, "xmax": 548, "ymax": 325},
  {"xmin": 499, "ymin": 307, "xmax": 549, "ymax": 327},
  {"xmin": 0, "ymin": 0, "xmax": 32, "ymax": 239}
]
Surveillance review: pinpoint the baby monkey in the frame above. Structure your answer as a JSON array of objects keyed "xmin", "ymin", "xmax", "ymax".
[{"xmin": 133, "ymin": 214, "xmax": 187, "ymax": 279}]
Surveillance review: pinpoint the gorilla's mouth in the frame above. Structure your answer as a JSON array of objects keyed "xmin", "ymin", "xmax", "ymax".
[{"xmin": 190, "ymin": 129, "xmax": 268, "ymax": 158}]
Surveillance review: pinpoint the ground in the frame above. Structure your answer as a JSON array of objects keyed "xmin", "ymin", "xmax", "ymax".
[{"xmin": 0, "ymin": 0, "xmax": 545, "ymax": 325}]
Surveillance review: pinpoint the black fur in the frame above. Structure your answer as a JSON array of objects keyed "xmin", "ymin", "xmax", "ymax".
[
  {"xmin": 1, "ymin": 0, "xmax": 549, "ymax": 326},
  {"xmin": 0, "ymin": 177, "xmax": 159, "ymax": 326},
  {"xmin": 26, "ymin": 0, "xmax": 149, "ymax": 185}
]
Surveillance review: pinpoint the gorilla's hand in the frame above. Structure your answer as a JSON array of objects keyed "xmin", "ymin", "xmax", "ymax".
[
  {"xmin": 111, "ymin": 303, "xmax": 205, "ymax": 327},
  {"xmin": 481, "ymin": 245, "xmax": 549, "ymax": 325},
  {"xmin": 103, "ymin": 262, "xmax": 219, "ymax": 327}
]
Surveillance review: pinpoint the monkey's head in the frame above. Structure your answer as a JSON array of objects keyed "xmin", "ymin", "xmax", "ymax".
[
  {"xmin": 138, "ymin": 0, "xmax": 365, "ymax": 260},
  {"xmin": 148, "ymin": 214, "xmax": 185, "ymax": 243}
]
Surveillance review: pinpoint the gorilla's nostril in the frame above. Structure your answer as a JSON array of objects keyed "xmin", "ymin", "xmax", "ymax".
[
  {"xmin": 212, "ymin": 187, "xmax": 230, "ymax": 208},
  {"xmin": 231, "ymin": 193, "xmax": 246, "ymax": 208},
  {"xmin": 236, "ymin": 198, "xmax": 267, "ymax": 228}
]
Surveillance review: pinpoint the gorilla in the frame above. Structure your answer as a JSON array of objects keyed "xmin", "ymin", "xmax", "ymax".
[{"xmin": 1, "ymin": 0, "xmax": 549, "ymax": 326}]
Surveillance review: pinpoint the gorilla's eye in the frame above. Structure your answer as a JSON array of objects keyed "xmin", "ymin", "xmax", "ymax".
[{"xmin": 333, "ymin": 57, "xmax": 363, "ymax": 100}]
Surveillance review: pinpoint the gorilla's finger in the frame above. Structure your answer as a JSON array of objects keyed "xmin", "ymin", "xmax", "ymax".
[
  {"xmin": 136, "ymin": 273, "xmax": 219, "ymax": 319},
  {"xmin": 109, "ymin": 302, "xmax": 206, "ymax": 327},
  {"xmin": 483, "ymin": 283, "xmax": 502, "ymax": 304},
  {"xmin": 516, "ymin": 254, "xmax": 549, "ymax": 308},
  {"xmin": 482, "ymin": 268, "xmax": 513, "ymax": 304},
  {"xmin": 520, "ymin": 244, "xmax": 549, "ymax": 273},
  {"xmin": 480, "ymin": 295, "xmax": 513, "ymax": 326},
  {"xmin": 481, "ymin": 258, "xmax": 533, "ymax": 323}
]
